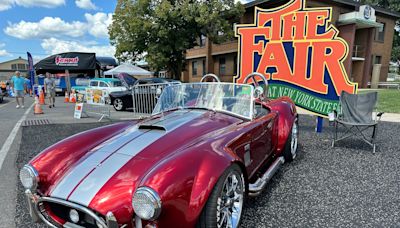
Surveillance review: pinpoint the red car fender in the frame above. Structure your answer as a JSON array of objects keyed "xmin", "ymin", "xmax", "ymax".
[
  {"xmin": 139, "ymin": 145, "xmax": 242, "ymax": 227},
  {"xmin": 30, "ymin": 121, "xmax": 135, "ymax": 195},
  {"xmin": 265, "ymin": 97, "xmax": 297, "ymax": 155}
]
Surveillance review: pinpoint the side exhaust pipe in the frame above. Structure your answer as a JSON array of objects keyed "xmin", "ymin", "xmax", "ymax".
[{"xmin": 248, "ymin": 156, "xmax": 285, "ymax": 196}]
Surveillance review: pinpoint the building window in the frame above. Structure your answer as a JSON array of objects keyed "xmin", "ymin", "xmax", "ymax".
[
  {"xmin": 202, "ymin": 59, "xmax": 206, "ymax": 76},
  {"xmin": 192, "ymin": 61, "xmax": 198, "ymax": 76},
  {"xmin": 375, "ymin": 23, "xmax": 385, "ymax": 42},
  {"xmin": 374, "ymin": 55, "xmax": 382, "ymax": 64},
  {"xmin": 17, "ymin": 64, "xmax": 26, "ymax": 70},
  {"xmin": 219, "ymin": 57, "xmax": 226, "ymax": 76},
  {"xmin": 233, "ymin": 55, "xmax": 238, "ymax": 75},
  {"xmin": 11, "ymin": 64, "xmax": 17, "ymax": 70}
]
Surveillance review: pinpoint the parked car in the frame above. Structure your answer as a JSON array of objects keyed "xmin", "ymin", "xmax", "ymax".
[
  {"xmin": 19, "ymin": 73, "xmax": 299, "ymax": 228},
  {"xmin": 110, "ymin": 77, "xmax": 180, "ymax": 111},
  {"xmin": 72, "ymin": 78, "xmax": 127, "ymax": 96}
]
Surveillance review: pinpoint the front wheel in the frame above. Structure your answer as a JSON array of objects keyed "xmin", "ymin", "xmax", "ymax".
[
  {"xmin": 197, "ymin": 164, "xmax": 245, "ymax": 228},
  {"xmin": 283, "ymin": 118, "xmax": 299, "ymax": 162},
  {"xmin": 113, "ymin": 98, "xmax": 125, "ymax": 111}
]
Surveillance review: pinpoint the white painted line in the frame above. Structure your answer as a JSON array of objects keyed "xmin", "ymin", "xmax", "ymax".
[
  {"xmin": 0, "ymin": 102, "xmax": 34, "ymax": 171},
  {"xmin": 0, "ymin": 100, "xmax": 15, "ymax": 109}
]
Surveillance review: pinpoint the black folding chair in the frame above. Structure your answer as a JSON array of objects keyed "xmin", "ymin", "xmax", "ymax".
[{"xmin": 332, "ymin": 91, "xmax": 384, "ymax": 153}]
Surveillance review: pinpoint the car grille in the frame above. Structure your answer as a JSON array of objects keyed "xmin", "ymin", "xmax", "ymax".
[{"xmin": 37, "ymin": 197, "xmax": 106, "ymax": 228}]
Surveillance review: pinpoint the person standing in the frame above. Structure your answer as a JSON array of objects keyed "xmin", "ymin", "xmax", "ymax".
[
  {"xmin": 44, "ymin": 72, "xmax": 56, "ymax": 108},
  {"xmin": 11, "ymin": 71, "xmax": 26, "ymax": 108}
]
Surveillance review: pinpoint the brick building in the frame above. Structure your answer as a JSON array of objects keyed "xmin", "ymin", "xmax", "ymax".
[{"xmin": 182, "ymin": 0, "xmax": 400, "ymax": 88}]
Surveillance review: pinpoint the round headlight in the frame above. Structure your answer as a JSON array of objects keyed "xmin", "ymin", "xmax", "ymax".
[
  {"xmin": 132, "ymin": 187, "xmax": 162, "ymax": 221},
  {"xmin": 19, "ymin": 164, "xmax": 38, "ymax": 190}
]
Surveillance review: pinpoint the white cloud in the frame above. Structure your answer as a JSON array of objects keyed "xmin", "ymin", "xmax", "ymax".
[
  {"xmin": 85, "ymin": 13, "xmax": 113, "ymax": 38},
  {"xmin": 4, "ymin": 17, "xmax": 86, "ymax": 39},
  {"xmin": 5, "ymin": 13, "xmax": 112, "ymax": 39},
  {"xmin": 0, "ymin": 43, "xmax": 10, "ymax": 56},
  {"xmin": 0, "ymin": 0, "xmax": 13, "ymax": 11},
  {"xmin": 0, "ymin": 0, "xmax": 65, "ymax": 11},
  {"xmin": 0, "ymin": 50, "xmax": 10, "ymax": 56},
  {"xmin": 75, "ymin": 0, "xmax": 97, "ymax": 10},
  {"xmin": 41, "ymin": 38, "xmax": 115, "ymax": 57}
]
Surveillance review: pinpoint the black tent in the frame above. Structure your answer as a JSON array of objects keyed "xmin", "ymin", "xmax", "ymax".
[
  {"xmin": 34, "ymin": 52, "xmax": 98, "ymax": 72},
  {"xmin": 34, "ymin": 52, "xmax": 100, "ymax": 92}
]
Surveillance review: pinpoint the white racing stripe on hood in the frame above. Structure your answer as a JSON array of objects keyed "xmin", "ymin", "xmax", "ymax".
[
  {"xmin": 50, "ymin": 110, "xmax": 194, "ymax": 200},
  {"xmin": 50, "ymin": 126, "xmax": 143, "ymax": 199},
  {"xmin": 52, "ymin": 110, "xmax": 204, "ymax": 206},
  {"xmin": 68, "ymin": 130, "xmax": 165, "ymax": 206}
]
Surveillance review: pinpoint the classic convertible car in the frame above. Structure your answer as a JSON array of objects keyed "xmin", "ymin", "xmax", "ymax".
[{"xmin": 20, "ymin": 73, "xmax": 299, "ymax": 228}]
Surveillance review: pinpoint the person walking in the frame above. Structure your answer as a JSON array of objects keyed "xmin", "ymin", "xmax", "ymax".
[
  {"xmin": 10, "ymin": 71, "xmax": 26, "ymax": 108},
  {"xmin": 25, "ymin": 77, "xmax": 32, "ymax": 97},
  {"xmin": 44, "ymin": 72, "xmax": 56, "ymax": 108}
]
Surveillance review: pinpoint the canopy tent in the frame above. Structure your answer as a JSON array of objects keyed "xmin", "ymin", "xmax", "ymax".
[
  {"xmin": 34, "ymin": 52, "xmax": 98, "ymax": 72},
  {"xmin": 104, "ymin": 63, "xmax": 152, "ymax": 77}
]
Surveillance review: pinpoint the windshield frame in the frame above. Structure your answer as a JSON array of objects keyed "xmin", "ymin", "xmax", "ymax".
[{"xmin": 152, "ymin": 82, "xmax": 255, "ymax": 120}]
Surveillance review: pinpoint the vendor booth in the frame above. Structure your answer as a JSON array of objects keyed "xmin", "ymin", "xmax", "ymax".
[
  {"xmin": 34, "ymin": 52, "xmax": 100, "ymax": 93},
  {"xmin": 104, "ymin": 63, "xmax": 153, "ymax": 79}
]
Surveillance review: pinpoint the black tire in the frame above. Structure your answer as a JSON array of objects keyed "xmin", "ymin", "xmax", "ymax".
[
  {"xmin": 283, "ymin": 118, "xmax": 299, "ymax": 162},
  {"xmin": 197, "ymin": 164, "xmax": 245, "ymax": 228},
  {"xmin": 113, "ymin": 98, "xmax": 125, "ymax": 111}
]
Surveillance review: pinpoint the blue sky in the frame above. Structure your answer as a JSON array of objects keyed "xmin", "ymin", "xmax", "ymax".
[{"xmin": 0, "ymin": 0, "xmax": 117, "ymax": 63}]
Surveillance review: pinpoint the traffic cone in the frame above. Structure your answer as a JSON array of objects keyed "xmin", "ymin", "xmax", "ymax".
[
  {"xmin": 39, "ymin": 90, "xmax": 45, "ymax": 105},
  {"xmin": 34, "ymin": 96, "xmax": 44, "ymax": 115},
  {"xmin": 70, "ymin": 90, "xmax": 76, "ymax": 103},
  {"xmin": 64, "ymin": 91, "xmax": 69, "ymax": 103}
]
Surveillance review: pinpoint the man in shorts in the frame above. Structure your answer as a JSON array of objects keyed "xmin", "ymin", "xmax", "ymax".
[
  {"xmin": 11, "ymin": 71, "xmax": 26, "ymax": 109},
  {"xmin": 44, "ymin": 72, "xmax": 56, "ymax": 108}
]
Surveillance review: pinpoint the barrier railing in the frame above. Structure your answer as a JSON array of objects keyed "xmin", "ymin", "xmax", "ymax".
[{"xmin": 131, "ymin": 82, "xmax": 179, "ymax": 118}]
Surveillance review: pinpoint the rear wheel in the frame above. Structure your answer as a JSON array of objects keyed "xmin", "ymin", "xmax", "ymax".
[
  {"xmin": 113, "ymin": 98, "xmax": 125, "ymax": 111},
  {"xmin": 283, "ymin": 118, "xmax": 299, "ymax": 162},
  {"xmin": 197, "ymin": 164, "xmax": 245, "ymax": 228}
]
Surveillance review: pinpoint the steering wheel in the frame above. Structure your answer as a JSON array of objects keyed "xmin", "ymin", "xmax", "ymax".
[
  {"xmin": 200, "ymin": 74, "xmax": 221, "ymax": 83},
  {"xmin": 243, "ymin": 72, "xmax": 268, "ymax": 101}
]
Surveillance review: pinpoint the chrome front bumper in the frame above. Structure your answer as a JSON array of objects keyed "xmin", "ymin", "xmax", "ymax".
[{"xmin": 25, "ymin": 190, "xmax": 124, "ymax": 228}]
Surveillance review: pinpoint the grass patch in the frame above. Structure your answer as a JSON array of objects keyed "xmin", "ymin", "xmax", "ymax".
[{"xmin": 359, "ymin": 89, "xmax": 400, "ymax": 113}]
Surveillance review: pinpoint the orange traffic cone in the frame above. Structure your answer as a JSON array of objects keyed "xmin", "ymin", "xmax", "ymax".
[
  {"xmin": 64, "ymin": 91, "xmax": 69, "ymax": 103},
  {"xmin": 39, "ymin": 89, "xmax": 45, "ymax": 105},
  {"xmin": 34, "ymin": 96, "xmax": 44, "ymax": 115},
  {"xmin": 70, "ymin": 90, "xmax": 76, "ymax": 103}
]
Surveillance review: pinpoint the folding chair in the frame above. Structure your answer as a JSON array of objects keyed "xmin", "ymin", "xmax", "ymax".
[{"xmin": 332, "ymin": 91, "xmax": 384, "ymax": 153}]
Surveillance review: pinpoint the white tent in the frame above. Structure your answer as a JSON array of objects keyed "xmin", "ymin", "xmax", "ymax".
[{"xmin": 104, "ymin": 63, "xmax": 152, "ymax": 77}]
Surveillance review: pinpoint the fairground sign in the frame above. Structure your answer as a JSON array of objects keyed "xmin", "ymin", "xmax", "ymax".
[{"xmin": 235, "ymin": 0, "xmax": 358, "ymax": 116}]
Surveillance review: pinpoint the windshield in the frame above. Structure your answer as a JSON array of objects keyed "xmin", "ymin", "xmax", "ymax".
[{"xmin": 153, "ymin": 83, "xmax": 254, "ymax": 120}]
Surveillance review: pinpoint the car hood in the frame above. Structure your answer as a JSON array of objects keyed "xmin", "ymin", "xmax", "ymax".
[
  {"xmin": 109, "ymin": 90, "xmax": 131, "ymax": 97},
  {"xmin": 46, "ymin": 109, "xmax": 242, "ymax": 220}
]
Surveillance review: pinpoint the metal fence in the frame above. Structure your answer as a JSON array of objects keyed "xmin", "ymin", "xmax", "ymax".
[{"xmin": 131, "ymin": 82, "xmax": 180, "ymax": 118}]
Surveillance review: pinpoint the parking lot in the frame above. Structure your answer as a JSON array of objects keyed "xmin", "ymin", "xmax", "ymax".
[{"xmin": 11, "ymin": 115, "xmax": 400, "ymax": 227}]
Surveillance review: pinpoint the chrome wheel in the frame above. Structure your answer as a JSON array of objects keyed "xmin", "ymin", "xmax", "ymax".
[
  {"xmin": 291, "ymin": 120, "xmax": 298, "ymax": 159},
  {"xmin": 113, "ymin": 98, "xmax": 124, "ymax": 111},
  {"xmin": 216, "ymin": 171, "xmax": 244, "ymax": 228}
]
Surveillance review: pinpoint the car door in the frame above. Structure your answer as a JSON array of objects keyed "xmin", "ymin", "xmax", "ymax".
[{"xmin": 246, "ymin": 111, "xmax": 277, "ymax": 177}]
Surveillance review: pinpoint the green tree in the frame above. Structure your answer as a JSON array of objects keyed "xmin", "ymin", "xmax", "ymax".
[{"xmin": 109, "ymin": 0, "xmax": 244, "ymax": 79}]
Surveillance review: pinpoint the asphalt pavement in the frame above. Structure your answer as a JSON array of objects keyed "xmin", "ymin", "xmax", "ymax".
[{"xmin": 11, "ymin": 115, "xmax": 400, "ymax": 227}]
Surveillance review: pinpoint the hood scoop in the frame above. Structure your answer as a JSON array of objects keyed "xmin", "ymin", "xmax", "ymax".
[{"xmin": 138, "ymin": 124, "xmax": 167, "ymax": 131}]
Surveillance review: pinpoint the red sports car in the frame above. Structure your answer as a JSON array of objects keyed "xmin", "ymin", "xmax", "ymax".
[{"xmin": 20, "ymin": 73, "xmax": 298, "ymax": 228}]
